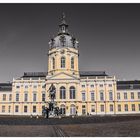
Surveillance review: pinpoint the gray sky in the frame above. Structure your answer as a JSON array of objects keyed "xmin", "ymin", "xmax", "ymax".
[{"xmin": 0, "ymin": 4, "xmax": 140, "ymax": 82}]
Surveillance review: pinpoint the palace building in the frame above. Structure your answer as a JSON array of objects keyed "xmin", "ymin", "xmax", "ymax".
[{"xmin": 0, "ymin": 14, "xmax": 140, "ymax": 116}]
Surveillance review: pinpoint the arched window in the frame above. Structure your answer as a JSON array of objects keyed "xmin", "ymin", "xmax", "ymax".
[
  {"xmin": 70, "ymin": 104, "xmax": 76, "ymax": 115},
  {"xmin": 70, "ymin": 86, "xmax": 76, "ymax": 99},
  {"xmin": 60, "ymin": 86, "xmax": 66, "ymax": 99},
  {"xmin": 61, "ymin": 56, "xmax": 65, "ymax": 68},
  {"xmin": 71, "ymin": 57, "xmax": 74, "ymax": 69},
  {"xmin": 52, "ymin": 57, "xmax": 55, "ymax": 69},
  {"xmin": 60, "ymin": 104, "xmax": 66, "ymax": 115}
]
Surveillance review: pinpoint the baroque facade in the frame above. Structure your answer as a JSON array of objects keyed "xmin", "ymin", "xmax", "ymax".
[{"xmin": 0, "ymin": 14, "xmax": 140, "ymax": 116}]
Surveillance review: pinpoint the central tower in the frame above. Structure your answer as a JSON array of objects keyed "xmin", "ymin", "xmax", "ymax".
[{"xmin": 47, "ymin": 13, "xmax": 79, "ymax": 78}]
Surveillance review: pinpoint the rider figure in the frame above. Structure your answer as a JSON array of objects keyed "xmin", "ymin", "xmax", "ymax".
[{"xmin": 48, "ymin": 83, "xmax": 56, "ymax": 100}]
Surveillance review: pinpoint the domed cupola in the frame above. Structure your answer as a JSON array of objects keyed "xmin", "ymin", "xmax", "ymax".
[
  {"xmin": 47, "ymin": 13, "xmax": 80, "ymax": 77},
  {"xmin": 48, "ymin": 13, "xmax": 79, "ymax": 49}
]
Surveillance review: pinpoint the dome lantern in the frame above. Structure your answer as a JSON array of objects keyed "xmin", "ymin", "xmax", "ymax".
[
  {"xmin": 48, "ymin": 13, "xmax": 79, "ymax": 49},
  {"xmin": 58, "ymin": 13, "xmax": 69, "ymax": 35}
]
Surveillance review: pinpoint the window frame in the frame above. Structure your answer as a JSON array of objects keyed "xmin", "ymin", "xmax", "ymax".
[
  {"xmin": 61, "ymin": 56, "xmax": 66, "ymax": 68},
  {"xmin": 60, "ymin": 86, "xmax": 66, "ymax": 99},
  {"xmin": 124, "ymin": 92, "xmax": 128, "ymax": 99},
  {"xmin": 16, "ymin": 93, "xmax": 19, "ymax": 102},
  {"xmin": 71, "ymin": 57, "xmax": 74, "ymax": 69},
  {"xmin": 124, "ymin": 104, "xmax": 128, "ymax": 111},
  {"xmin": 24, "ymin": 106, "xmax": 28, "ymax": 113},
  {"xmin": 52, "ymin": 57, "xmax": 55, "ymax": 69},
  {"xmin": 100, "ymin": 92, "xmax": 104, "ymax": 101},
  {"xmin": 33, "ymin": 106, "xmax": 36, "ymax": 113},
  {"xmin": 109, "ymin": 91, "xmax": 113, "ymax": 100},
  {"xmin": 3, "ymin": 94, "xmax": 6, "ymax": 101},
  {"xmin": 82, "ymin": 92, "xmax": 86, "ymax": 101},
  {"xmin": 91, "ymin": 92, "xmax": 95, "ymax": 101},
  {"xmin": 70, "ymin": 86, "xmax": 76, "ymax": 99},
  {"xmin": 101, "ymin": 105, "xmax": 104, "ymax": 112},
  {"xmin": 15, "ymin": 105, "xmax": 19, "ymax": 113}
]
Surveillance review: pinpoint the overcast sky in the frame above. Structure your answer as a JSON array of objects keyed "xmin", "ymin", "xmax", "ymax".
[{"xmin": 0, "ymin": 4, "xmax": 140, "ymax": 82}]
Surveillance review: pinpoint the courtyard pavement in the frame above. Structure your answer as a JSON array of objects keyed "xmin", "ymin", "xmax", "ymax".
[{"xmin": 0, "ymin": 115, "xmax": 140, "ymax": 137}]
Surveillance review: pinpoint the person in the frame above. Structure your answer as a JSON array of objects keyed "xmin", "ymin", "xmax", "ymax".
[
  {"xmin": 76, "ymin": 110, "xmax": 78, "ymax": 116},
  {"xmin": 46, "ymin": 107, "xmax": 49, "ymax": 119}
]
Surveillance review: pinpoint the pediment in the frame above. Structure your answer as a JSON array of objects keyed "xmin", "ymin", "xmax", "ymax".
[{"xmin": 47, "ymin": 72, "xmax": 79, "ymax": 80}]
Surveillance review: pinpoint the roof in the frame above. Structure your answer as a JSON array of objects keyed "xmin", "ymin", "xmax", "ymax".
[
  {"xmin": 117, "ymin": 80, "xmax": 140, "ymax": 90},
  {"xmin": 80, "ymin": 71, "xmax": 108, "ymax": 77},
  {"xmin": 20, "ymin": 71, "xmax": 108, "ymax": 78},
  {"xmin": 0, "ymin": 83, "xmax": 12, "ymax": 91},
  {"xmin": 22, "ymin": 72, "xmax": 47, "ymax": 78}
]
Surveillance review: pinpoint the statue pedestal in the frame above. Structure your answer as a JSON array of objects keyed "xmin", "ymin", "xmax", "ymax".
[{"xmin": 49, "ymin": 110, "xmax": 56, "ymax": 118}]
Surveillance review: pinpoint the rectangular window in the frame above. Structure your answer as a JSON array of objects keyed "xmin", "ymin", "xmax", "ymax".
[
  {"xmin": 33, "ymin": 93, "xmax": 37, "ymax": 101},
  {"xmin": 110, "ymin": 104, "xmax": 113, "ymax": 112},
  {"xmin": 131, "ymin": 92, "xmax": 134, "ymax": 99},
  {"xmin": 24, "ymin": 106, "xmax": 28, "ymax": 113},
  {"xmin": 100, "ymin": 92, "xmax": 104, "ymax": 101},
  {"xmin": 91, "ymin": 92, "xmax": 94, "ymax": 101},
  {"xmin": 101, "ymin": 105, "xmax": 104, "ymax": 112},
  {"xmin": 8, "ymin": 106, "xmax": 11, "ymax": 113},
  {"xmin": 132, "ymin": 104, "xmax": 135, "ymax": 111},
  {"xmin": 15, "ymin": 105, "xmax": 19, "ymax": 112},
  {"xmin": 100, "ymin": 84, "xmax": 103, "ymax": 87},
  {"xmin": 42, "ymin": 93, "xmax": 46, "ymax": 101},
  {"xmin": 3, "ymin": 94, "xmax": 6, "ymax": 101},
  {"xmin": 2, "ymin": 106, "xmax": 5, "ymax": 113},
  {"xmin": 82, "ymin": 93, "xmax": 86, "ymax": 101},
  {"xmin": 124, "ymin": 104, "xmax": 128, "ymax": 111},
  {"xmin": 118, "ymin": 104, "xmax": 121, "ymax": 112},
  {"xmin": 109, "ymin": 92, "xmax": 113, "ymax": 100},
  {"xmin": 24, "ymin": 93, "xmax": 28, "ymax": 102},
  {"xmin": 117, "ymin": 93, "xmax": 120, "ymax": 100},
  {"xmin": 91, "ymin": 105, "xmax": 95, "ymax": 112},
  {"xmin": 25, "ymin": 85, "xmax": 28, "ymax": 88},
  {"xmin": 138, "ymin": 92, "xmax": 140, "ymax": 99},
  {"xmin": 33, "ymin": 106, "xmax": 36, "ymax": 113},
  {"xmin": 90, "ymin": 84, "xmax": 94, "ymax": 88},
  {"xmin": 42, "ymin": 85, "xmax": 45, "ymax": 88},
  {"xmin": 61, "ymin": 57, "xmax": 65, "ymax": 68},
  {"xmin": 124, "ymin": 92, "xmax": 127, "ymax": 99},
  {"xmin": 81, "ymin": 85, "xmax": 85, "ymax": 88},
  {"xmin": 139, "ymin": 104, "xmax": 140, "ymax": 111},
  {"xmin": 16, "ymin": 86, "xmax": 20, "ymax": 89},
  {"xmin": 109, "ymin": 84, "xmax": 112, "ymax": 87},
  {"xmin": 9, "ymin": 94, "xmax": 12, "ymax": 101},
  {"xmin": 16, "ymin": 93, "xmax": 19, "ymax": 101},
  {"xmin": 33, "ymin": 85, "xmax": 37, "ymax": 88}
]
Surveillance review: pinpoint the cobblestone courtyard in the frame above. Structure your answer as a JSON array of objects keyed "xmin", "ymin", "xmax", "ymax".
[{"xmin": 0, "ymin": 115, "xmax": 140, "ymax": 137}]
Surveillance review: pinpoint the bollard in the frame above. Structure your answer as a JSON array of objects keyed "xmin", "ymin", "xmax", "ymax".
[
  {"xmin": 72, "ymin": 115, "xmax": 74, "ymax": 118},
  {"xmin": 30, "ymin": 114, "xmax": 33, "ymax": 118}
]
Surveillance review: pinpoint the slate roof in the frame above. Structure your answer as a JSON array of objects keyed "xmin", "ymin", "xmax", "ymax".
[
  {"xmin": 22, "ymin": 71, "xmax": 108, "ymax": 78},
  {"xmin": 22, "ymin": 72, "xmax": 47, "ymax": 78},
  {"xmin": 80, "ymin": 71, "xmax": 108, "ymax": 77},
  {"xmin": 117, "ymin": 80, "xmax": 140, "ymax": 90},
  {"xmin": 0, "ymin": 83, "xmax": 12, "ymax": 91}
]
